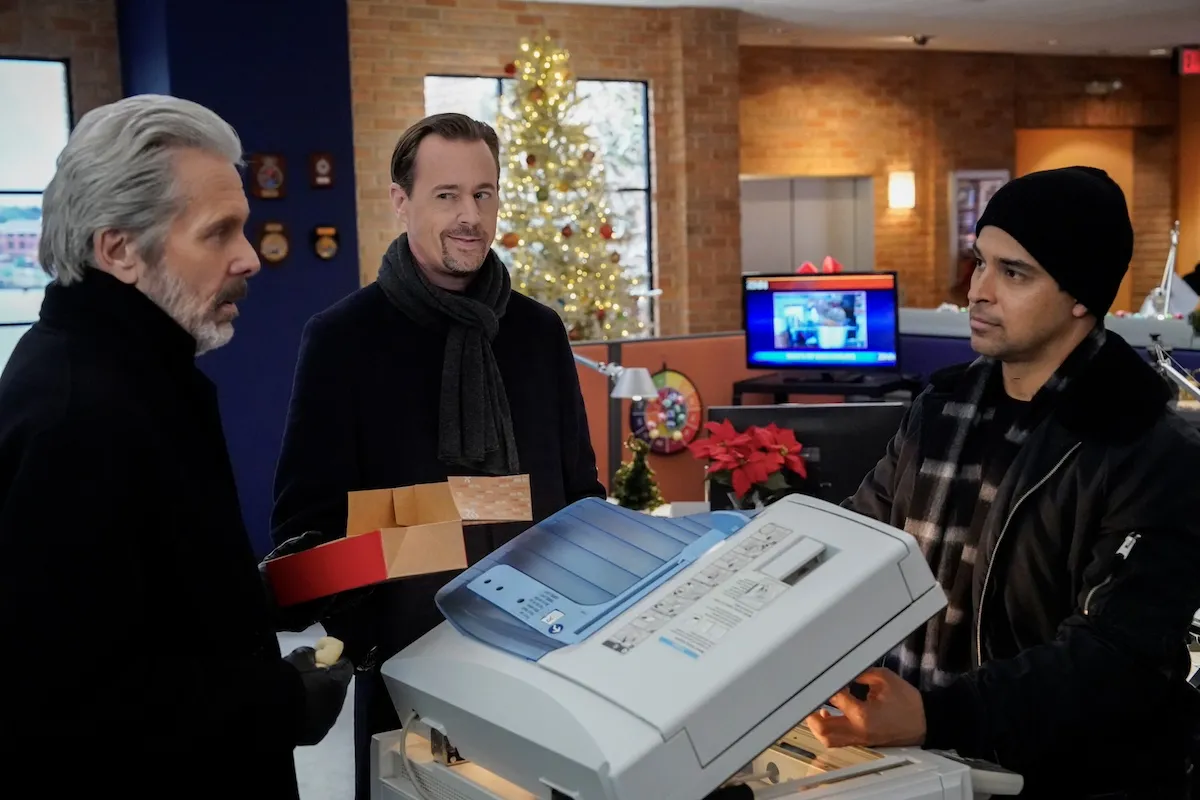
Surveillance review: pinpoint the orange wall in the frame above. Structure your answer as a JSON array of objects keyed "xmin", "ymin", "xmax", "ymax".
[
  {"xmin": 1180, "ymin": 78, "xmax": 1200, "ymax": 274},
  {"xmin": 573, "ymin": 343, "xmax": 611, "ymax": 488},
  {"xmin": 1015, "ymin": 128, "xmax": 1136, "ymax": 311}
]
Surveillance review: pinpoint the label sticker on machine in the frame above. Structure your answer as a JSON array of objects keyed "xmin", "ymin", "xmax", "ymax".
[{"xmin": 600, "ymin": 523, "xmax": 825, "ymax": 657}]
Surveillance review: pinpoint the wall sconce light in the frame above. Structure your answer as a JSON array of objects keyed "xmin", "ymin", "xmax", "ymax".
[{"xmin": 888, "ymin": 170, "xmax": 916, "ymax": 209}]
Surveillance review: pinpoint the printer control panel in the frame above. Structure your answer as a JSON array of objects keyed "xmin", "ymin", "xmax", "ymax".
[{"xmin": 596, "ymin": 522, "xmax": 830, "ymax": 659}]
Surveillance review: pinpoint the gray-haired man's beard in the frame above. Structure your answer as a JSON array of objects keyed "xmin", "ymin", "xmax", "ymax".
[{"xmin": 140, "ymin": 267, "xmax": 243, "ymax": 356}]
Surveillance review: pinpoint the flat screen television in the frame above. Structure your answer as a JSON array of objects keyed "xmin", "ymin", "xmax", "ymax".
[{"xmin": 742, "ymin": 271, "xmax": 901, "ymax": 375}]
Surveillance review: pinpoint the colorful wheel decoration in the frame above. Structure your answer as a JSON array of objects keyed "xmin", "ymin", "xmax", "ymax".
[{"xmin": 629, "ymin": 368, "xmax": 703, "ymax": 455}]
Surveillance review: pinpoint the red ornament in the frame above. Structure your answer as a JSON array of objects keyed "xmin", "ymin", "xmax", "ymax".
[
  {"xmin": 526, "ymin": 154, "xmax": 536, "ymax": 167},
  {"xmin": 530, "ymin": 87, "xmax": 545, "ymax": 102},
  {"xmin": 599, "ymin": 223, "xmax": 613, "ymax": 240},
  {"xmin": 597, "ymin": 308, "xmax": 607, "ymax": 321},
  {"xmin": 500, "ymin": 232, "xmax": 520, "ymax": 248},
  {"xmin": 582, "ymin": 150, "xmax": 595, "ymax": 162},
  {"xmin": 504, "ymin": 62, "xmax": 517, "ymax": 76},
  {"xmin": 561, "ymin": 225, "xmax": 573, "ymax": 238}
]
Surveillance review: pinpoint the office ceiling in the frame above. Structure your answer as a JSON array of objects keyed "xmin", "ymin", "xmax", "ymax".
[{"xmin": 538, "ymin": 0, "xmax": 1200, "ymax": 57}]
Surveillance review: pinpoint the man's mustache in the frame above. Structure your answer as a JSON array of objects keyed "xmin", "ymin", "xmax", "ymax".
[{"xmin": 216, "ymin": 281, "xmax": 248, "ymax": 306}]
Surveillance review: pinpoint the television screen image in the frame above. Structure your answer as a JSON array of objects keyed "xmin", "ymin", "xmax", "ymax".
[
  {"xmin": 773, "ymin": 290, "xmax": 868, "ymax": 352},
  {"xmin": 743, "ymin": 272, "xmax": 900, "ymax": 372}
]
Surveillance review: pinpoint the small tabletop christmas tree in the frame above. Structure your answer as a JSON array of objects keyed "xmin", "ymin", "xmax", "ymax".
[
  {"xmin": 495, "ymin": 34, "xmax": 645, "ymax": 341},
  {"xmin": 611, "ymin": 435, "xmax": 665, "ymax": 512}
]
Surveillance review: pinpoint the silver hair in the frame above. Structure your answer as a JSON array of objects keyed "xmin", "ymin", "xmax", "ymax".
[{"xmin": 39, "ymin": 94, "xmax": 244, "ymax": 285}]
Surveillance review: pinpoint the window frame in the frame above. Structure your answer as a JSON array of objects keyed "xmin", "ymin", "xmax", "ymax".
[
  {"xmin": 0, "ymin": 55, "xmax": 74, "ymax": 195},
  {"xmin": 425, "ymin": 73, "xmax": 656, "ymax": 323},
  {"xmin": 0, "ymin": 55, "xmax": 73, "ymax": 328}
]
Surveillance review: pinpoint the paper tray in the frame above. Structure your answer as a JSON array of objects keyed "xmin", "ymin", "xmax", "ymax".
[
  {"xmin": 375, "ymin": 723, "xmax": 901, "ymax": 800},
  {"xmin": 739, "ymin": 723, "xmax": 914, "ymax": 793}
]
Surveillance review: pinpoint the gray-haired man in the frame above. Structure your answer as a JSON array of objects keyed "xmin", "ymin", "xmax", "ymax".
[{"xmin": 0, "ymin": 95, "xmax": 350, "ymax": 795}]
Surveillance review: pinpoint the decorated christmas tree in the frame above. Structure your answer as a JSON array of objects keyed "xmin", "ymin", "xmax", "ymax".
[
  {"xmin": 495, "ymin": 34, "xmax": 645, "ymax": 341},
  {"xmin": 611, "ymin": 436, "xmax": 665, "ymax": 512}
]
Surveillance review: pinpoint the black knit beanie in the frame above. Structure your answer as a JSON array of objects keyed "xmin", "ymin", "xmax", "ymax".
[{"xmin": 975, "ymin": 166, "xmax": 1133, "ymax": 316}]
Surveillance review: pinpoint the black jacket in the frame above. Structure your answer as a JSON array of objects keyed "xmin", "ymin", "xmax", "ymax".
[
  {"xmin": 0, "ymin": 272, "xmax": 304, "ymax": 795},
  {"xmin": 848, "ymin": 330, "xmax": 1200, "ymax": 798},
  {"xmin": 271, "ymin": 281, "xmax": 605, "ymax": 668}
]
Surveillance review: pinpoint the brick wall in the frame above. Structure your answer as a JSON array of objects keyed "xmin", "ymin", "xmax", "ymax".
[
  {"xmin": 346, "ymin": 0, "xmax": 744, "ymax": 334},
  {"xmin": 742, "ymin": 47, "xmax": 1179, "ymax": 308},
  {"xmin": 1132, "ymin": 128, "xmax": 1177, "ymax": 301},
  {"xmin": 666, "ymin": 8, "xmax": 741, "ymax": 333},
  {"xmin": 0, "ymin": 0, "xmax": 122, "ymax": 122}
]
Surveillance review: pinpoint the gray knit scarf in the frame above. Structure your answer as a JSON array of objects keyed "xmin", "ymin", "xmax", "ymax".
[
  {"xmin": 375, "ymin": 234, "xmax": 520, "ymax": 476},
  {"xmin": 885, "ymin": 323, "xmax": 1106, "ymax": 691}
]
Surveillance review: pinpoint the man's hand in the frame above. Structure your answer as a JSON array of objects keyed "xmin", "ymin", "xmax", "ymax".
[
  {"xmin": 804, "ymin": 667, "xmax": 926, "ymax": 749},
  {"xmin": 284, "ymin": 646, "xmax": 354, "ymax": 746}
]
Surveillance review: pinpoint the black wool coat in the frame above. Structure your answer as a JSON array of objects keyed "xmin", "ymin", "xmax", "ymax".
[
  {"xmin": 271, "ymin": 281, "xmax": 606, "ymax": 664},
  {"xmin": 271, "ymin": 279, "xmax": 605, "ymax": 796},
  {"xmin": 0, "ymin": 271, "xmax": 305, "ymax": 796}
]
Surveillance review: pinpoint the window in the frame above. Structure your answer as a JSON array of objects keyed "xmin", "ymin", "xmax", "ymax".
[
  {"xmin": 424, "ymin": 75, "xmax": 654, "ymax": 329},
  {"xmin": 0, "ymin": 56, "xmax": 71, "ymax": 360}
]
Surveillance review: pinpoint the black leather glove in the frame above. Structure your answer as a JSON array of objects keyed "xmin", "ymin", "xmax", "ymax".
[
  {"xmin": 284, "ymin": 646, "xmax": 354, "ymax": 746},
  {"xmin": 260, "ymin": 530, "xmax": 375, "ymax": 633}
]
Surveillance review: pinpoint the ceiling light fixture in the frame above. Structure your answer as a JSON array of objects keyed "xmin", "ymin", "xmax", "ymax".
[{"xmin": 1150, "ymin": 48, "xmax": 1169, "ymax": 56}]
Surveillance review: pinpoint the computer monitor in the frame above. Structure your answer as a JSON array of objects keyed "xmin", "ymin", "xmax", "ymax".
[
  {"xmin": 742, "ymin": 272, "xmax": 901, "ymax": 375},
  {"xmin": 705, "ymin": 402, "xmax": 906, "ymax": 510}
]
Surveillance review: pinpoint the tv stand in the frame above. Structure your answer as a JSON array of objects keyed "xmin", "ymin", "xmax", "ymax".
[
  {"xmin": 778, "ymin": 370, "xmax": 866, "ymax": 385},
  {"xmin": 732, "ymin": 371, "xmax": 922, "ymax": 405}
]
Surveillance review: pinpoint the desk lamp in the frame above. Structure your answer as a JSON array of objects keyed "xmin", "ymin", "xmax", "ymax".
[
  {"xmin": 1146, "ymin": 223, "xmax": 1200, "ymax": 402},
  {"xmin": 573, "ymin": 354, "xmax": 658, "ymax": 401},
  {"xmin": 1142, "ymin": 221, "xmax": 1183, "ymax": 319}
]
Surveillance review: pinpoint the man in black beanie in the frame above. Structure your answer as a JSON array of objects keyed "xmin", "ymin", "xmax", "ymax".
[{"xmin": 811, "ymin": 166, "xmax": 1200, "ymax": 798}]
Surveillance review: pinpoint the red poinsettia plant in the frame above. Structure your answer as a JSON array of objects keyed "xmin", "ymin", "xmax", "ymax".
[{"xmin": 687, "ymin": 420, "xmax": 808, "ymax": 505}]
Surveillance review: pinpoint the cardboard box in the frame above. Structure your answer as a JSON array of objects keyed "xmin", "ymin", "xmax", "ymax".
[{"xmin": 264, "ymin": 475, "xmax": 532, "ymax": 607}]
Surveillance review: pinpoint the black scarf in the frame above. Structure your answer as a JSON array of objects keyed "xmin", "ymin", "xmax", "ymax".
[
  {"xmin": 375, "ymin": 234, "xmax": 520, "ymax": 476},
  {"xmin": 884, "ymin": 323, "xmax": 1106, "ymax": 691}
]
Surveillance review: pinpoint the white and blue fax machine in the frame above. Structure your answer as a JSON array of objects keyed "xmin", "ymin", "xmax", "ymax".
[{"xmin": 372, "ymin": 494, "xmax": 1024, "ymax": 799}]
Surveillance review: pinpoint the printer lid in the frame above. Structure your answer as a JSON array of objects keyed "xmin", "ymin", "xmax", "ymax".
[{"xmin": 435, "ymin": 500, "xmax": 754, "ymax": 661}]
